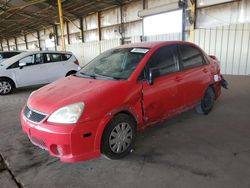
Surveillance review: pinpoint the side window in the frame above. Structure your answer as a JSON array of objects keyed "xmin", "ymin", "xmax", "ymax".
[
  {"xmin": 179, "ymin": 45, "xmax": 205, "ymax": 70},
  {"xmin": 19, "ymin": 55, "xmax": 35, "ymax": 66},
  {"xmin": 35, "ymin": 54, "xmax": 43, "ymax": 64},
  {"xmin": 8, "ymin": 54, "xmax": 42, "ymax": 69},
  {"xmin": 44, "ymin": 53, "xmax": 62, "ymax": 63},
  {"xmin": 147, "ymin": 45, "xmax": 179, "ymax": 77},
  {"xmin": 7, "ymin": 61, "xmax": 19, "ymax": 69}
]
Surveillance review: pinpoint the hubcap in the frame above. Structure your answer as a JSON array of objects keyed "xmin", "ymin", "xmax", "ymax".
[
  {"xmin": 109, "ymin": 122, "xmax": 133, "ymax": 153},
  {"xmin": 0, "ymin": 81, "xmax": 12, "ymax": 94}
]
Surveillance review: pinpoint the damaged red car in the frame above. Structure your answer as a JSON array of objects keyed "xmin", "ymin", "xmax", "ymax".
[{"xmin": 20, "ymin": 41, "xmax": 227, "ymax": 162}]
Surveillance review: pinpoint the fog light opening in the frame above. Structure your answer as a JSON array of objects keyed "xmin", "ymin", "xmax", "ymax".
[
  {"xmin": 50, "ymin": 144, "xmax": 64, "ymax": 156},
  {"xmin": 57, "ymin": 145, "xmax": 63, "ymax": 156}
]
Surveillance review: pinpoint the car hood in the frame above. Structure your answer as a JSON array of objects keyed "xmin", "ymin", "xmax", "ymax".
[
  {"xmin": 0, "ymin": 63, "xmax": 6, "ymax": 72},
  {"xmin": 28, "ymin": 75, "xmax": 124, "ymax": 114}
]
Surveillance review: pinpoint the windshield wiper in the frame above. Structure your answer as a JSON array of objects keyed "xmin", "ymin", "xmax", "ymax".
[
  {"xmin": 79, "ymin": 72, "xmax": 97, "ymax": 79},
  {"xmin": 93, "ymin": 73, "xmax": 123, "ymax": 80}
]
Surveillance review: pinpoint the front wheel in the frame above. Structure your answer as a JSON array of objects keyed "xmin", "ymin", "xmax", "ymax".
[
  {"xmin": 101, "ymin": 114, "xmax": 136, "ymax": 160},
  {"xmin": 195, "ymin": 87, "xmax": 215, "ymax": 115},
  {"xmin": 0, "ymin": 79, "xmax": 14, "ymax": 95},
  {"xmin": 66, "ymin": 71, "xmax": 77, "ymax": 77}
]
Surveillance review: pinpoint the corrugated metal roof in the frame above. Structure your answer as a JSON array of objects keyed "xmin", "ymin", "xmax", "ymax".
[{"xmin": 0, "ymin": 0, "xmax": 132, "ymax": 40}]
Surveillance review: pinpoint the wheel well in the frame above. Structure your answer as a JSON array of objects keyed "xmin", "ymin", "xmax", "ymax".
[
  {"xmin": 66, "ymin": 70, "xmax": 77, "ymax": 76},
  {"xmin": 114, "ymin": 111, "xmax": 138, "ymax": 127},
  {"xmin": 100, "ymin": 110, "xmax": 137, "ymax": 153},
  {"xmin": 209, "ymin": 84, "xmax": 216, "ymax": 94},
  {"xmin": 0, "ymin": 77, "xmax": 16, "ymax": 88},
  {"xmin": 207, "ymin": 84, "xmax": 219, "ymax": 100}
]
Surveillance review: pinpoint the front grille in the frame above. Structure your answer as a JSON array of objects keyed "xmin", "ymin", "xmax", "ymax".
[
  {"xmin": 29, "ymin": 136, "xmax": 48, "ymax": 150},
  {"xmin": 24, "ymin": 106, "xmax": 47, "ymax": 123}
]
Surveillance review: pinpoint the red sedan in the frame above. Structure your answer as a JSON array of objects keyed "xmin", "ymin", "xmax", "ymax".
[{"xmin": 20, "ymin": 41, "xmax": 227, "ymax": 162}]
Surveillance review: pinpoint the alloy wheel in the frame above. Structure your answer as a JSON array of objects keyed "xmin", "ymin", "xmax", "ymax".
[{"xmin": 0, "ymin": 81, "xmax": 12, "ymax": 94}]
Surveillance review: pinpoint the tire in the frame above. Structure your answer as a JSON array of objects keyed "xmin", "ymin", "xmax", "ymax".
[
  {"xmin": 0, "ymin": 78, "xmax": 14, "ymax": 95},
  {"xmin": 101, "ymin": 114, "xmax": 136, "ymax": 160},
  {"xmin": 195, "ymin": 87, "xmax": 215, "ymax": 115},
  {"xmin": 66, "ymin": 71, "xmax": 77, "ymax": 77}
]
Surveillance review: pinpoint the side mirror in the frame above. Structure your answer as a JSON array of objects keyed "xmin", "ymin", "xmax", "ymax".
[
  {"xmin": 19, "ymin": 62, "xmax": 26, "ymax": 68},
  {"xmin": 147, "ymin": 69, "xmax": 154, "ymax": 85}
]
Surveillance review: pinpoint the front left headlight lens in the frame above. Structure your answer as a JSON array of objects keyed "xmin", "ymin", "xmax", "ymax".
[{"xmin": 47, "ymin": 102, "xmax": 84, "ymax": 124}]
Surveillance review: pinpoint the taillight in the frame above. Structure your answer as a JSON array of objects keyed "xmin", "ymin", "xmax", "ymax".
[{"xmin": 74, "ymin": 60, "xmax": 79, "ymax": 65}]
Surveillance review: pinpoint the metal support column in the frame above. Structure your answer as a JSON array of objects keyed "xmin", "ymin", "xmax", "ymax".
[
  {"xmin": 79, "ymin": 17, "xmax": 84, "ymax": 43},
  {"xmin": 97, "ymin": 12, "xmax": 102, "ymax": 54},
  {"xmin": 14, "ymin": 37, "xmax": 18, "ymax": 50},
  {"xmin": 57, "ymin": 0, "xmax": 66, "ymax": 51},
  {"xmin": 66, "ymin": 21, "xmax": 70, "ymax": 44},
  {"xmin": 97, "ymin": 12, "xmax": 101, "ymax": 41},
  {"xmin": 7, "ymin": 39, "xmax": 10, "ymax": 51},
  {"xmin": 182, "ymin": 0, "xmax": 187, "ymax": 41},
  {"xmin": 53, "ymin": 25, "xmax": 59, "ymax": 46},
  {"xmin": 119, "ymin": 6, "xmax": 125, "ymax": 45},
  {"xmin": 141, "ymin": 0, "xmax": 148, "ymax": 41},
  {"xmin": 179, "ymin": 0, "xmax": 188, "ymax": 41},
  {"xmin": 24, "ymin": 35, "xmax": 28, "ymax": 50},
  {"xmin": 0, "ymin": 42, "xmax": 3, "ymax": 51},
  {"xmin": 37, "ymin": 30, "xmax": 41, "ymax": 50},
  {"xmin": 188, "ymin": 0, "xmax": 196, "ymax": 42},
  {"xmin": 143, "ymin": 0, "xmax": 148, "ymax": 9}
]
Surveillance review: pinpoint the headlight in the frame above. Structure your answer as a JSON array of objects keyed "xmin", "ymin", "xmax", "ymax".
[{"xmin": 47, "ymin": 102, "xmax": 84, "ymax": 124}]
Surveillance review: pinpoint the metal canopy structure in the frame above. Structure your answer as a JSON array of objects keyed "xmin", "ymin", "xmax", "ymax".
[{"xmin": 0, "ymin": 0, "xmax": 132, "ymax": 40}]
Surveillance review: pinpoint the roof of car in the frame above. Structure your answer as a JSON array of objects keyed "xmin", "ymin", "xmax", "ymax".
[
  {"xmin": 0, "ymin": 51, "xmax": 24, "ymax": 53},
  {"xmin": 20, "ymin": 50, "xmax": 72, "ymax": 54},
  {"xmin": 120, "ymin": 41, "xmax": 194, "ymax": 49},
  {"xmin": 0, "ymin": 50, "xmax": 72, "ymax": 67}
]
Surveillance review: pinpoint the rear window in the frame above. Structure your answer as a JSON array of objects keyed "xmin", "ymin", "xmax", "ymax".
[
  {"xmin": 1, "ymin": 52, "xmax": 21, "ymax": 59},
  {"xmin": 44, "ymin": 53, "xmax": 62, "ymax": 63},
  {"xmin": 62, "ymin": 54, "xmax": 72, "ymax": 61},
  {"xmin": 43, "ymin": 53, "xmax": 71, "ymax": 63},
  {"xmin": 179, "ymin": 45, "xmax": 205, "ymax": 69}
]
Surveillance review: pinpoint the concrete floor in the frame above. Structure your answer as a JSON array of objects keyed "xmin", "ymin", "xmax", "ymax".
[{"xmin": 0, "ymin": 75, "xmax": 250, "ymax": 188}]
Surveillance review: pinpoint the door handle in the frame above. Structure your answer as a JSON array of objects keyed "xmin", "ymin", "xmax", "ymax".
[
  {"xmin": 175, "ymin": 76, "xmax": 182, "ymax": 82},
  {"xmin": 203, "ymin": 68, "xmax": 208, "ymax": 73}
]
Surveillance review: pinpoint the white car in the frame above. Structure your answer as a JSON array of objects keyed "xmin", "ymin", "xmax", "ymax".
[{"xmin": 0, "ymin": 51, "xmax": 80, "ymax": 95}]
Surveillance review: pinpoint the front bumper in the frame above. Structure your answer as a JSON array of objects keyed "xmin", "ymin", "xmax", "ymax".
[{"xmin": 20, "ymin": 109, "xmax": 101, "ymax": 162}]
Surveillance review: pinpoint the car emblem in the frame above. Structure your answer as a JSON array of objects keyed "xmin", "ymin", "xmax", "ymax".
[{"xmin": 27, "ymin": 110, "xmax": 32, "ymax": 118}]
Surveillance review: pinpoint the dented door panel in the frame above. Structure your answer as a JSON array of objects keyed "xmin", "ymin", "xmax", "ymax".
[{"xmin": 142, "ymin": 72, "xmax": 184, "ymax": 125}]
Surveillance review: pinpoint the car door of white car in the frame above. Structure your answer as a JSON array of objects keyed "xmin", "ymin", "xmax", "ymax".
[
  {"xmin": 15, "ymin": 53, "xmax": 49, "ymax": 87},
  {"xmin": 43, "ymin": 53, "xmax": 68, "ymax": 82}
]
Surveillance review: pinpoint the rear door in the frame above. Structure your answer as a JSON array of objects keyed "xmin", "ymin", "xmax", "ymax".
[
  {"xmin": 43, "ymin": 53, "xmax": 69, "ymax": 82},
  {"xmin": 142, "ymin": 45, "xmax": 184, "ymax": 125},
  {"xmin": 178, "ymin": 44, "xmax": 211, "ymax": 106}
]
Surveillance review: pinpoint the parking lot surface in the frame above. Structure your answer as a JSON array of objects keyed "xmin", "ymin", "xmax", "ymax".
[{"xmin": 0, "ymin": 75, "xmax": 250, "ymax": 188}]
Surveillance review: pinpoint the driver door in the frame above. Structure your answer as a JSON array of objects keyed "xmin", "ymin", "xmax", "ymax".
[
  {"xmin": 15, "ymin": 53, "xmax": 48, "ymax": 87},
  {"xmin": 142, "ymin": 45, "xmax": 185, "ymax": 125}
]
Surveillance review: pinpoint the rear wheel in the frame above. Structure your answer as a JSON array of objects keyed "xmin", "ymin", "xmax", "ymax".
[
  {"xmin": 0, "ymin": 78, "xmax": 14, "ymax": 95},
  {"xmin": 101, "ymin": 114, "xmax": 136, "ymax": 160},
  {"xmin": 195, "ymin": 87, "xmax": 215, "ymax": 115}
]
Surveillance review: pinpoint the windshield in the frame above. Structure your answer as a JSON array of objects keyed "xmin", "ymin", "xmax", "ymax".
[{"xmin": 77, "ymin": 48, "xmax": 149, "ymax": 80}]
